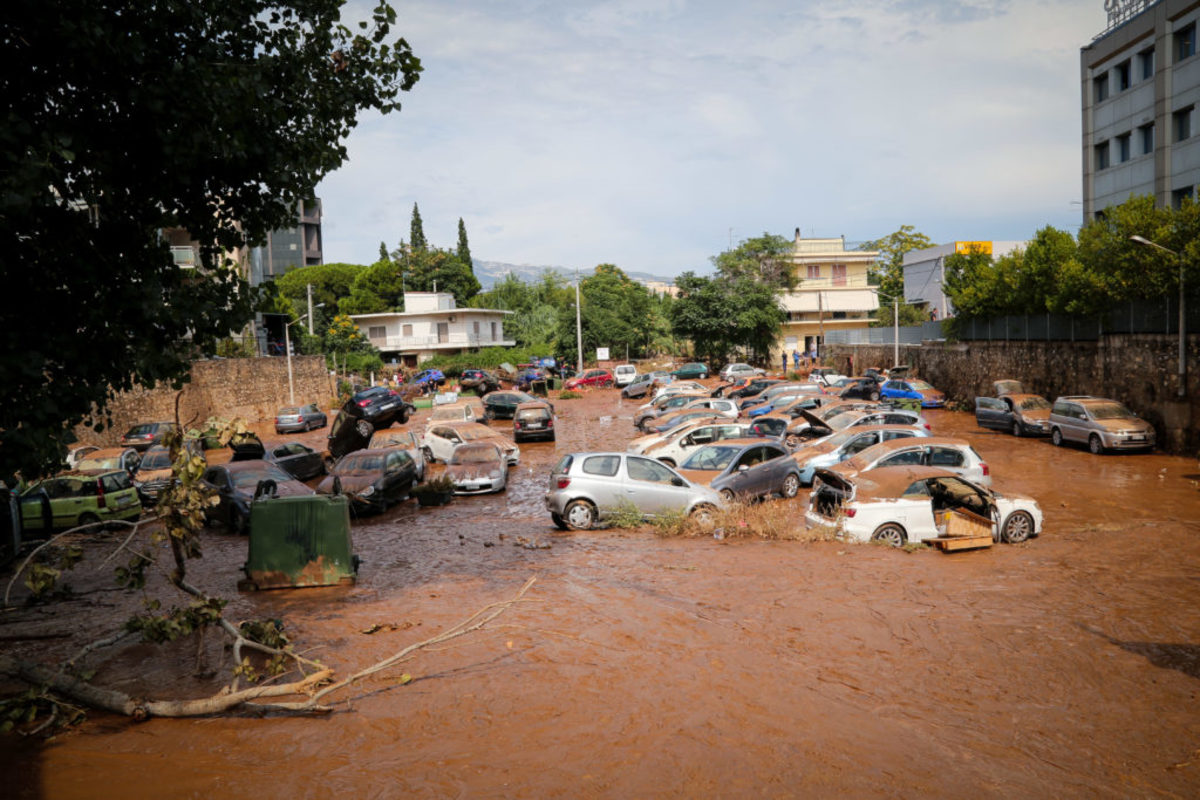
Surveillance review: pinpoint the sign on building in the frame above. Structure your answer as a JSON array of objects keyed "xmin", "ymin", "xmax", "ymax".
[
  {"xmin": 954, "ymin": 241, "xmax": 993, "ymax": 255},
  {"xmin": 596, "ymin": 347, "xmax": 610, "ymax": 361}
]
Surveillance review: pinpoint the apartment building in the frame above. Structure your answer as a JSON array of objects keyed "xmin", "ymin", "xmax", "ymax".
[
  {"xmin": 1082, "ymin": 0, "xmax": 1200, "ymax": 218},
  {"xmin": 779, "ymin": 232, "xmax": 879, "ymax": 358}
]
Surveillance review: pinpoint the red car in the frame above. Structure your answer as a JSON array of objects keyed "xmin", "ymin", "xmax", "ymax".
[{"xmin": 564, "ymin": 369, "xmax": 615, "ymax": 390}]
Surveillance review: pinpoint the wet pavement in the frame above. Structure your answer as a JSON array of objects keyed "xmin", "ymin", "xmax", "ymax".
[{"xmin": 2, "ymin": 386, "xmax": 1200, "ymax": 798}]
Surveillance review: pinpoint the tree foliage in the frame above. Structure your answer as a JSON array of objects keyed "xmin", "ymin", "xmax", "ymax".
[
  {"xmin": 1, "ymin": 0, "xmax": 421, "ymax": 481},
  {"xmin": 859, "ymin": 225, "xmax": 935, "ymax": 301},
  {"xmin": 456, "ymin": 218, "xmax": 474, "ymax": 274},
  {"xmin": 553, "ymin": 265, "xmax": 659, "ymax": 361},
  {"xmin": 274, "ymin": 262, "xmax": 367, "ymax": 310},
  {"xmin": 409, "ymin": 203, "xmax": 427, "ymax": 252},
  {"xmin": 669, "ymin": 273, "xmax": 785, "ymax": 366},
  {"xmin": 711, "ymin": 234, "xmax": 797, "ymax": 290},
  {"xmin": 339, "ymin": 257, "xmax": 406, "ymax": 315},
  {"xmin": 471, "ymin": 272, "xmax": 573, "ymax": 351},
  {"xmin": 405, "ymin": 249, "xmax": 481, "ymax": 306}
]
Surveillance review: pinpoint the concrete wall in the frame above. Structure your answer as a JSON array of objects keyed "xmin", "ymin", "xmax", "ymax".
[
  {"xmin": 75, "ymin": 356, "xmax": 335, "ymax": 445},
  {"xmin": 828, "ymin": 335, "xmax": 1199, "ymax": 455}
]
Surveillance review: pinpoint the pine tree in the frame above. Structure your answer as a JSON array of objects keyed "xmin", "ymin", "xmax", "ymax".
[
  {"xmin": 410, "ymin": 202, "xmax": 427, "ymax": 252},
  {"xmin": 456, "ymin": 217, "xmax": 474, "ymax": 273},
  {"xmin": 378, "ymin": 241, "xmax": 389, "ymax": 262}
]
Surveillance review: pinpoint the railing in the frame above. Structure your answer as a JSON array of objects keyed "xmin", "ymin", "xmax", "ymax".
[
  {"xmin": 955, "ymin": 298, "xmax": 1198, "ymax": 341},
  {"xmin": 368, "ymin": 333, "xmax": 516, "ymax": 350},
  {"xmin": 171, "ymin": 246, "xmax": 197, "ymax": 267},
  {"xmin": 824, "ymin": 321, "xmax": 944, "ymax": 346}
]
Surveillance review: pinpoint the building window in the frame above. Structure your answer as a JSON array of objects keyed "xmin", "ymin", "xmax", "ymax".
[
  {"xmin": 1139, "ymin": 47, "xmax": 1155, "ymax": 80},
  {"xmin": 1094, "ymin": 141, "xmax": 1110, "ymax": 170},
  {"xmin": 1116, "ymin": 133, "xmax": 1131, "ymax": 162},
  {"xmin": 401, "ymin": 323, "xmax": 413, "ymax": 337},
  {"xmin": 1174, "ymin": 106, "xmax": 1193, "ymax": 142},
  {"xmin": 1093, "ymin": 73, "xmax": 1109, "ymax": 102},
  {"xmin": 473, "ymin": 320, "xmax": 480, "ymax": 335},
  {"xmin": 806, "ymin": 265, "xmax": 820, "ymax": 280},
  {"xmin": 1176, "ymin": 23, "xmax": 1196, "ymax": 62},
  {"xmin": 1172, "ymin": 186, "xmax": 1194, "ymax": 208},
  {"xmin": 1115, "ymin": 60, "xmax": 1131, "ymax": 91},
  {"xmin": 1140, "ymin": 122, "xmax": 1155, "ymax": 154},
  {"xmin": 832, "ymin": 264, "xmax": 847, "ymax": 287},
  {"xmin": 368, "ymin": 325, "xmax": 386, "ymax": 339},
  {"xmin": 831, "ymin": 311, "xmax": 847, "ymax": 320},
  {"xmin": 490, "ymin": 322, "xmax": 498, "ymax": 340}
]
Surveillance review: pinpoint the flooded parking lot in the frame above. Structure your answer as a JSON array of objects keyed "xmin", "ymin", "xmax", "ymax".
[{"xmin": 3, "ymin": 387, "xmax": 1200, "ymax": 798}]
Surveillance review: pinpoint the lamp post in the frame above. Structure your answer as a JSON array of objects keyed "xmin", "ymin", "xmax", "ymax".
[
  {"xmin": 1130, "ymin": 235, "xmax": 1186, "ymax": 397},
  {"xmin": 285, "ymin": 303, "xmax": 325, "ymax": 405}
]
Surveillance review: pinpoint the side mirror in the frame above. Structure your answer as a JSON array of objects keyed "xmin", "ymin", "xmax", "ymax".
[
  {"xmin": 671, "ymin": 476, "xmax": 686, "ymax": 487},
  {"xmin": 737, "ymin": 465, "xmax": 749, "ymax": 473}
]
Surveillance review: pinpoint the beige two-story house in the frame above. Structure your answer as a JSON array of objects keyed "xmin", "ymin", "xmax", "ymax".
[
  {"xmin": 778, "ymin": 233, "xmax": 879, "ymax": 361},
  {"xmin": 351, "ymin": 292, "xmax": 515, "ymax": 367}
]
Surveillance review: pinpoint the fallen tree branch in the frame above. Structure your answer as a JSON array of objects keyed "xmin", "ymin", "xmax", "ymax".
[{"xmin": 4, "ymin": 519, "xmax": 147, "ymax": 608}]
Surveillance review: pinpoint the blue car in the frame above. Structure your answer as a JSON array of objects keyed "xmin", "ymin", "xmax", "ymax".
[{"xmin": 879, "ymin": 379, "xmax": 946, "ymax": 408}]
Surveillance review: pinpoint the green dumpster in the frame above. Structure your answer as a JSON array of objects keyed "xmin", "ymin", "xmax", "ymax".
[
  {"xmin": 890, "ymin": 397, "xmax": 922, "ymax": 412},
  {"xmin": 239, "ymin": 494, "xmax": 359, "ymax": 590},
  {"xmin": 530, "ymin": 379, "xmax": 548, "ymax": 396}
]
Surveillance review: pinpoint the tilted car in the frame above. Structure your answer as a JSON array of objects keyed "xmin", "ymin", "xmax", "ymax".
[
  {"xmin": 459, "ymin": 369, "xmax": 500, "ymax": 395},
  {"xmin": 201, "ymin": 461, "xmax": 314, "ymax": 534},
  {"xmin": 1048, "ymin": 395, "xmax": 1156, "ymax": 453},
  {"xmin": 424, "ymin": 401, "xmax": 479, "ymax": 429},
  {"xmin": 806, "ymin": 466, "xmax": 1041, "ymax": 548},
  {"xmin": 443, "ymin": 442, "xmax": 508, "ymax": 495},
  {"xmin": 316, "ymin": 448, "xmax": 418, "ymax": 515},
  {"xmin": 839, "ymin": 377, "xmax": 884, "ymax": 402},
  {"xmin": 328, "ymin": 410, "xmax": 375, "ymax": 461},
  {"xmin": 19, "ymin": 470, "xmax": 142, "ymax": 532},
  {"xmin": 564, "ymin": 369, "xmax": 615, "ymax": 390},
  {"xmin": 407, "ymin": 368, "xmax": 447, "ymax": 393},
  {"xmin": 368, "ymin": 428, "xmax": 427, "ymax": 481},
  {"xmin": 74, "ymin": 447, "xmax": 142, "ymax": 477},
  {"xmin": 274, "ymin": 403, "xmax": 328, "ymax": 434},
  {"xmin": 975, "ymin": 381, "xmax": 1052, "ymax": 437},
  {"xmin": 514, "ymin": 401, "xmax": 556, "ymax": 443},
  {"xmin": 344, "ymin": 386, "xmax": 415, "ymax": 428},
  {"xmin": 422, "ymin": 422, "xmax": 520, "ymax": 465},
  {"xmin": 544, "ymin": 452, "xmax": 722, "ymax": 530},
  {"xmin": 676, "ymin": 438, "xmax": 801, "ymax": 502},
  {"xmin": 880, "ymin": 378, "xmax": 946, "ymax": 408},
  {"xmin": 829, "ymin": 436, "xmax": 991, "ymax": 487},
  {"xmin": 789, "ymin": 425, "xmax": 933, "ymax": 485},
  {"xmin": 119, "ymin": 421, "xmax": 179, "ymax": 452},
  {"xmin": 621, "ymin": 371, "xmax": 671, "ymax": 398}
]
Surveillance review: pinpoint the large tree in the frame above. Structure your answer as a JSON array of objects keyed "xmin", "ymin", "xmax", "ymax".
[
  {"xmin": 274, "ymin": 262, "xmax": 367, "ymax": 310},
  {"xmin": 712, "ymin": 234, "xmax": 797, "ymax": 290},
  {"xmin": 456, "ymin": 217, "xmax": 474, "ymax": 273},
  {"xmin": 409, "ymin": 202, "xmax": 427, "ymax": 252},
  {"xmin": 553, "ymin": 265, "xmax": 657, "ymax": 361},
  {"xmin": 669, "ymin": 272, "xmax": 785, "ymax": 366},
  {"xmin": 1, "ymin": 0, "xmax": 421, "ymax": 481}
]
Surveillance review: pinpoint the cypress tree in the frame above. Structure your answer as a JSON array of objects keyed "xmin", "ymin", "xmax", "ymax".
[
  {"xmin": 410, "ymin": 202, "xmax": 427, "ymax": 252},
  {"xmin": 378, "ymin": 241, "xmax": 389, "ymax": 262},
  {"xmin": 456, "ymin": 217, "xmax": 474, "ymax": 273}
]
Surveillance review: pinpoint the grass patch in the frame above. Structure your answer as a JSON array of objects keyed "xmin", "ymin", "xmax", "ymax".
[
  {"xmin": 604, "ymin": 501, "xmax": 646, "ymax": 529},
  {"xmin": 557, "ymin": 390, "xmax": 583, "ymax": 400},
  {"xmin": 653, "ymin": 498, "xmax": 840, "ymax": 541}
]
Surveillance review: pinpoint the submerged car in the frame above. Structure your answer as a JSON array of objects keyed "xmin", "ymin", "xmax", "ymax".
[
  {"xmin": 806, "ymin": 466, "xmax": 1042, "ymax": 547},
  {"xmin": 459, "ymin": 369, "xmax": 500, "ymax": 395},
  {"xmin": 201, "ymin": 461, "xmax": 314, "ymax": 534},
  {"xmin": 513, "ymin": 401, "xmax": 556, "ymax": 442},
  {"xmin": 316, "ymin": 448, "xmax": 418, "ymax": 515},
  {"xmin": 880, "ymin": 378, "xmax": 946, "ymax": 408},
  {"xmin": 676, "ymin": 439, "xmax": 801, "ymax": 502},
  {"xmin": 422, "ymin": 422, "xmax": 520, "ymax": 465},
  {"xmin": 444, "ymin": 442, "xmax": 508, "ymax": 495},
  {"xmin": 19, "ymin": 470, "xmax": 142, "ymax": 532},
  {"xmin": 544, "ymin": 452, "xmax": 722, "ymax": 530},
  {"xmin": 275, "ymin": 403, "xmax": 328, "ymax": 433},
  {"xmin": 1048, "ymin": 396, "xmax": 1156, "ymax": 453},
  {"xmin": 328, "ymin": 410, "xmax": 375, "ymax": 461},
  {"xmin": 829, "ymin": 436, "xmax": 991, "ymax": 487}
]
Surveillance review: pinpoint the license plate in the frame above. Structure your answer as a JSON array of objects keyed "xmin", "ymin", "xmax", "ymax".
[
  {"xmin": 1128, "ymin": 435, "xmax": 1145, "ymax": 441},
  {"xmin": 527, "ymin": 422, "xmax": 543, "ymax": 429},
  {"xmin": 381, "ymin": 402, "xmax": 397, "ymax": 411}
]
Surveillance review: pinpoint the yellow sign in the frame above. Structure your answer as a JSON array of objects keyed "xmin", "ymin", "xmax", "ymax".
[{"xmin": 955, "ymin": 241, "xmax": 993, "ymax": 255}]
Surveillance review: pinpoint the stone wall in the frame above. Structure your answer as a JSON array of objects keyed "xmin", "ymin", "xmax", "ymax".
[
  {"xmin": 75, "ymin": 356, "xmax": 336, "ymax": 445},
  {"xmin": 827, "ymin": 334, "xmax": 1199, "ymax": 456}
]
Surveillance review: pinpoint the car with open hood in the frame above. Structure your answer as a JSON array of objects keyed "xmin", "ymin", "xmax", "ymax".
[
  {"xmin": 444, "ymin": 442, "xmax": 508, "ymax": 495},
  {"xmin": 789, "ymin": 424, "xmax": 932, "ymax": 485},
  {"xmin": 201, "ymin": 461, "xmax": 314, "ymax": 534},
  {"xmin": 544, "ymin": 452, "xmax": 722, "ymax": 530},
  {"xmin": 367, "ymin": 428, "xmax": 427, "ymax": 481},
  {"xmin": 422, "ymin": 422, "xmax": 520, "ymax": 465},
  {"xmin": 784, "ymin": 405, "xmax": 931, "ymax": 449},
  {"xmin": 828, "ymin": 436, "xmax": 991, "ymax": 486},
  {"xmin": 676, "ymin": 438, "xmax": 801, "ymax": 502},
  {"xmin": 274, "ymin": 403, "xmax": 328, "ymax": 434},
  {"xmin": 974, "ymin": 380, "xmax": 1052, "ymax": 437},
  {"xmin": 1048, "ymin": 396, "xmax": 1156, "ymax": 453},
  {"xmin": 806, "ymin": 466, "xmax": 1041, "ymax": 548},
  {"xmin": 316, "ymin": 448, "xmax": 417, "ymax": 515}
]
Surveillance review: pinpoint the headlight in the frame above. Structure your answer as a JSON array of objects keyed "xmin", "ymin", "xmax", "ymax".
[{"xmin": 359, "ymin": 485, "xmax": 375, "ymax": 497}]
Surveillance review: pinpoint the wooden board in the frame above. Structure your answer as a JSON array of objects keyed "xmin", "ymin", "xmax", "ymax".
[
  {"xmin": 928, "ymin": 534, "xmax": 994, "ymax": 552},
  {"xmin": 937, "ymin": 508, "xmax": 994, "ymax": 539}
]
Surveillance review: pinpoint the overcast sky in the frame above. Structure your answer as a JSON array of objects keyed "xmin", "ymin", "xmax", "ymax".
[{"xmin": 317, "ymin": 0, "xmax": 1108, "ymax": 277}]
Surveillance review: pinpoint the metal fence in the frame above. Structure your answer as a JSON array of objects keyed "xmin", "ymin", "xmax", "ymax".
[
  {"xmin": 824, "ymin": 321, "xmax": 944, "ymax": 346},
  {"xmin": 954, "ymin": 297, "xmax": 1198, "ymax": 342}
]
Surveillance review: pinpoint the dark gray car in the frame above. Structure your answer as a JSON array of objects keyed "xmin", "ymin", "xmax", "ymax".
[{"xmin": 676, "ymin": 439, "xmax": 801, "ymax": 502}]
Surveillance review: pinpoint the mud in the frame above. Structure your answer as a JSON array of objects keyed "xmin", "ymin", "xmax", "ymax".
[{"xmin": 3, "ymin": 387, "xmax": 1200, "ymax": 798}]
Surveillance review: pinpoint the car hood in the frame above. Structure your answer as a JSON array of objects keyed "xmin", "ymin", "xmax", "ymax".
[
  {"xmin": 317, "ymin": 473, "xmax": 379, "ymax": 495},
  {"xmin": 1097, "ymin": 418, "xmax": 1153, "ymax": 433},
  {"xmin": 677, "ymin": 468, "xmax": 719, "ymax": 486}
]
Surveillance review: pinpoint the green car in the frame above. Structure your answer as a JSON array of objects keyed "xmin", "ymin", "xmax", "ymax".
[
  {"xmin": 670, "ymin": 362, "xmax": 709, "ymax": 380},
  {"xmin": 20, "ymin": 470, "xmax": 142, "ymax": 532}
]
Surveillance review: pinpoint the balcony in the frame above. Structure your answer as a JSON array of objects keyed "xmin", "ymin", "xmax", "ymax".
[
  {"xmin": 171, "ymin": 246, "xmax": 197, "ymax": 268},
  {"xmin": 367, "ymin": 332, "xmax": 516, "ymax": 351}
]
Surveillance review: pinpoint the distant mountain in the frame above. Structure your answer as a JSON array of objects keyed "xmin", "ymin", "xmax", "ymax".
[{"xmin": 471, "ymin": 260, "xmax": 677, "ymax": 289}]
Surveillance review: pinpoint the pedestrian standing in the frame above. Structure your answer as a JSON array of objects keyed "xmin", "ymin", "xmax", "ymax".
[
  {"xmin": 781, "ymin": 352, "xmax": 788, "ymax": 374},
  {"xmin": 792, "ymin": 350, "xmax": 800, "ymax": 371}
]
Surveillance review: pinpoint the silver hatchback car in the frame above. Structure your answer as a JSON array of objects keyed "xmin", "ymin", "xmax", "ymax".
[
  {"xmin": 545, "ymin": 452, "xmax": 723, "ymax": 530},
  {"xmin": 1048, "ymin": 395, "xmax": 1156, "ymax": 453}
]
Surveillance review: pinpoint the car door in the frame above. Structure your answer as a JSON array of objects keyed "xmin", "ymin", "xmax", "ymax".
[
  {"xmin": 622, "ymin": 455, "xmax": 696, "ymax": 515},
  {"xmin": 975, "ymin": 397, "xmax": 1010, "ymax": 431},
  {"xmin": 755, "ymin": 444, "xmax": 793, "ymax": 495},
  {"xmin": 383, "ymin": 451, "xmax": 415, "ymax": 502},
  {"xmin": 202, "ymin": 467, "xmax": 234, "ymax": 525},
  {"xmin": 838, "ymin": 431, "xmax": 882, "ymax": 463}
]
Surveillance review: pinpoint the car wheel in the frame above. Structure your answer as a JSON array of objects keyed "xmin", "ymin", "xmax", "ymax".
[
  {"xmin": 78, "ymin": 512, "xmax": 101, "ymax": 529},
  {"xmin": 781, "ymin": 473, "xmax": 800, "ymax": 499},
  {"xmin": 1011, "ymin": 421, "xmax": 1022, "ymax": 438},
  {"xmin": 699, "ymin": 373, "xmax": 707, "ymax": 379},
  {"xmin": 871, "ymin": 523, "xmax": 906, "ymax": 547},
  {"xmin": 1050, "ymin": 428, "xmax": 1063, "ymax": 447},
  {"xmin": 355, "ymin": 419, "xmax": 373, "ymax": 438},
  {"xmin": 658, "ymin": 458, "xmax": 676, "ymax": 468},
  {"xmin": 551, "ymin": 512, "xmax": 569, "ymax": 531},
  {"xmin": 564, "ymin": 499, "xmax": 598, "ymax": 530},
  {"xmin": 397, "ymin": 409, "xmax": 410, "ymax": 425},
  {"xmin": 869, "ymin": 391, "xmax": 880, "ymax": 402},
  {"xmin": 1001, "ymin": 511, "xmax": 1034, "ymax": 544},
  {"xmin": 422, "ymin": 446, "xmax": 435, "ymax": 464},
  {"xmin": 1088, "ymin": 434, "xmax": 1105, "ymax": 455},
  {"xmin": 719, "ymin": 488, "xmax": 736, "ymax": 503},
  {"xmin": 690, "ymin": 503, "xmax": 717, "ymax": 527},
  {"xmin": 483, "ymin": 408, "xmax": 495, "ymax": 422},
  {"xmin": 602, "ymin": 380, "xmax": 613, "ymax": 388}
]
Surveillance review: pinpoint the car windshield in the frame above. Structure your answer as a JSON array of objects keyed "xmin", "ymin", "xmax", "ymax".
[
  {"xmin": 76, "ymin": 456, "xmax": 123, "ymax": 471},
  {"xmin": 451, "ymin": 445, "xmax": 499, "ymax": 464},
  {"xmin": 1019, "ymin": 396, "xmax": 1050, "ymax": 411},
  {"xmin": 231, "ymin": 465, "xmax": 291, "ymax": 488},
  {"xmin": 337, "ymin": 454, "xmax": 383, "ymax": 474},
  {"xmin": 681, "ymin": 445, "xmax": 740, "ymax": 471},
  {"xmin": 126, "ymin": 424, "xmax": 155, "ymax": 436},
  {"xmin": 1089, "ymin": 402, "xmax": 1135, "ymax": 419},
  {"xmin": 139, "ymin": 450, "xmax": 171, "ymax": 469},
  {"xmin": 278, "ymin": 407, "xmax": 300, "ymax": 415},
  {"xmin": 909, "ymin": 380, "xmax": 935, "ymax": 391},
  {"xmin": 821, "ymin": 429, "xmax": 863, "ymax": 448},
  {"xmin": 828, "ymin": 414, "xmax": 863, "ymax": 431}
]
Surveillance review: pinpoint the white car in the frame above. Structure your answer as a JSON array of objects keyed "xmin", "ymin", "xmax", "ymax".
[
  {"xmin": 719, "ymin": 363, "xmax": 765, "ymax": 381},
  {"xmin": 790, "ymin": 425, "xmax": 931, "ymax": 485},
  {"xmin": 635, "ymin": 420, "xmax": 755, "ymax": 468},
  {"xmin": 810, "ymin": 368, "xmax": 848, "ymax": 387},
  {"xmin": 649, "ymin": 381, "xmax": 708, "ymax": 402},
  {"xmin": 806, "ymin": 465, "xmax": 1041, "ymax": 547},
  {"xmin": 422, "ymin": 422, "xmax": 519, "ymax": 466},
  {"xmin": 828, "ymin": 437, "xmax": 992, "ymax": 487},
  {"xmin": 613, "ymin": 364, "xmax": 639, "ymax": 387},
  {"xmin": 423, "ymin": 402, "xmax": 478, "ymax": 430}
]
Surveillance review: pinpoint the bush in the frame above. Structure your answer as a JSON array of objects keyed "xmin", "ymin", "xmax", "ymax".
[
  {"xmin": 654, "ymin": 498, "xmax": 839, "ymax": 541},
  {"xmin": 416, "ymin": 346, "xmax": 541, "ymax": 377}
]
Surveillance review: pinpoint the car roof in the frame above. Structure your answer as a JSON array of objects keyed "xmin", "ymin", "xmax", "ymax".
[{"xmin": 838, "ymin": 465, "xmax": 975, "ymax": 500}]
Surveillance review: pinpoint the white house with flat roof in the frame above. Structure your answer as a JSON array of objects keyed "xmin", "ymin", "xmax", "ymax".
[{"xmin": 350, "ymin": 292, "xmax": 515, "ymax": 367}]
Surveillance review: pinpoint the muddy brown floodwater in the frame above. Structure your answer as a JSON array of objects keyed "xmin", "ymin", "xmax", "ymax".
[{"xmin": 3, "ymin": 386, "xmax": 1200, "ymax": 798}]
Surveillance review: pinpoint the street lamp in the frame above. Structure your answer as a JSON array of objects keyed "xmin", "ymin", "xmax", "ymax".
[
  {"xmin": 285, "ymin": 303, "xmax": 325, "ymax": 404},
  {"xmin": 1130, "ymin": 235, "xmax": 1186, "ymax": 398}
]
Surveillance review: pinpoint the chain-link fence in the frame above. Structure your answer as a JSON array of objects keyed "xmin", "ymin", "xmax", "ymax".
[{"xmin": 954, "ymin": 297, "xmax": 1198, "ymax": 342}]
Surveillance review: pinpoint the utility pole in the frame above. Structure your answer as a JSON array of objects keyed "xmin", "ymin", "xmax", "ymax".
[
  {"xmin": 575, "ymin": 268, "xmax": 583, "ymax": 374},
  {"xmin": 893, "ymin": 296, "xmax": 900, "ymax": 367},
  {"xmin": 307, "ymin": 283, "xmax": 315, "ymax": 335},
  {"xmin": 817, "ymin": 291, "xmax": 824, "ymax": 361}
]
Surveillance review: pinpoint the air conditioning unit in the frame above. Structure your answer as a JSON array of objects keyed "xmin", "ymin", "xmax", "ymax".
[{"xmin": 448, "ymin": 315, "xmax": 456, "ymax": 322}]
